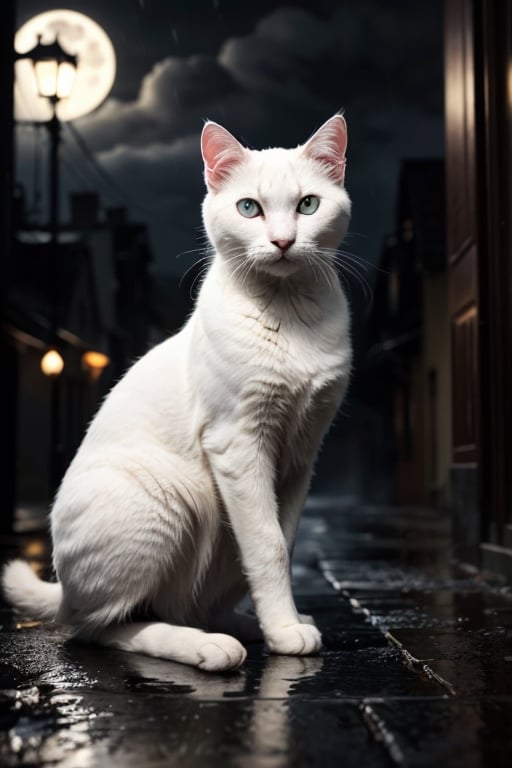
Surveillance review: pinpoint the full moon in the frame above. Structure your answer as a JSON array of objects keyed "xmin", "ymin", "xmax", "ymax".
[{"xmin": 15, "ymin": 9, "xmax": 116, "ymax": 122}]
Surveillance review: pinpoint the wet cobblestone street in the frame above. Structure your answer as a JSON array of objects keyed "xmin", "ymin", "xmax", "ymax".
[{"xmin": 1, "ymin": 501, "xmax": 511, "ymax": 767}]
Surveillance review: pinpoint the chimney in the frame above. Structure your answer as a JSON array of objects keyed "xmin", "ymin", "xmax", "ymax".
[
  {"xmin": 70, "ymin": 191, "xmax": 99, "ymax": 227},
  {"xmin": 105, "ymin": 206, "xmax": 127, "ymax": 226}
]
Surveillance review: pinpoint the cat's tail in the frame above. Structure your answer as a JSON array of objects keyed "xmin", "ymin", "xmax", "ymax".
[{"xmin": 2, "ymin": 559, "xmax": 62, "ymax": 621}]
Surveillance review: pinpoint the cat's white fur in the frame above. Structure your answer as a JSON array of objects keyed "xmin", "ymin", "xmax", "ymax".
[{"xmin": 3, "ymin": 115, "xmax": 352, "ymax": 671}]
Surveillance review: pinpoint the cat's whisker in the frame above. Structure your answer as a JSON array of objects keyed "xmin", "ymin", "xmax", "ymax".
[
  {"xmin": 310, "ymin": 248, "xmax": 373, "ymax": 300},
  {"xmin": 188, "ymin": 265, "xmax": 211, "ymax": 299},
  {"xmin": 337, "ymin": 254, "xmax": 373, "ymax": 282},
  {"xmin": 302, "ymin": 253, "xmax": 319, "ymax": 284},
  {"xmin": 344, "ymin": 231, "xmax": 369, "ymax": 241},
  {"xmin": 338, "ymin": 248, "xmax": 389, "ymax": 276},
  {"xmin": 337, "ymin": 261, "xmax": 373, "ymax": 303},
  {"xmin": 314, "ymin": 246, "xmax": 376, "ymax": 297},
  {"xmin": 228, "ymin": 255, "xmax": 256, "ymax": 290},
  {"xmin": 337, "ymin": 250, "xmax": 375, "ymax": 270},
  {"xmin": 331, "ymin": 254, "xmax": 370, "ymax": 277},
  {"xmin": 305, "ymin": 252, "xmax": 337, "ymax": 293},
  {"xmin": 175, "ymin": 246, "xmax": 209, "ymax": 261},
  {"xmin": 178, "ymin": 256, "xmax": 213, "ymax": 290}
]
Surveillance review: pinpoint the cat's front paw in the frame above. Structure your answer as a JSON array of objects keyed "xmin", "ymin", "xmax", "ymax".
[
  {"xmin": 197, "ymin": 634, "xmax": 247, "ymax": 672},
  {"xmin": 266, "ymin": 623, "xmax": 322, "ymax": 656}
]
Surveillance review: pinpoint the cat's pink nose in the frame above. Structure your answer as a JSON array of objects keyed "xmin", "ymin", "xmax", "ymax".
[{"xmin": 271, "ymin": 238, "xmax": 295, "ymax": 252}]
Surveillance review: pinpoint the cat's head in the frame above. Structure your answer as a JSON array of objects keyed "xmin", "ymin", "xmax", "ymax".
[{"xmin": 200, "ymin": 115, "xmax": 351, "ymax": 280}]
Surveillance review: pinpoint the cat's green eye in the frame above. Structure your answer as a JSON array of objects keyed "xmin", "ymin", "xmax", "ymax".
[
  {"xmin": 297, "ymin": 195, "xmax": 320, "ymax": 215},
  {"xmin": 237, "ymin": 198, "xmax": 263, "ymax": 218}
]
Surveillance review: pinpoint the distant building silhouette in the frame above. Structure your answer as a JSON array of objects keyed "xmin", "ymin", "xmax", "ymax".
[
  {"xmin": 5, "ymin": 188, "xmax": 164, "ymax": 527},
  {"xmin": 360, "ymin": 158, "xmax": 448, "ymax": 506}
]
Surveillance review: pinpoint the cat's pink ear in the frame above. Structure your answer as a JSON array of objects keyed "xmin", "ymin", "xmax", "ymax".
[
  {"xmin": 302, "ymin": 114, "xmax": 348, "ymax": 184},
  {"xmin": 201, "ymin": 121, "xmax": 246, "ymax": 190}
]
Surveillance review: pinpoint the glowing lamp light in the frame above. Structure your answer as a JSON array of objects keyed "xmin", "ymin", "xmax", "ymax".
[
  {"xmin": 40, "ymin": 348, "xmax": 64, "ymax": 377},
  {"xmin": 36, "ymin": 57, "xmax": 76, "ymax": 100},
  {"xmin": 22, "ymin": 35, "xmax": 78, "ymax": 103},
  {"xmin": 82, "ymin": 350, "xmax": 110, "ymax": 380}
]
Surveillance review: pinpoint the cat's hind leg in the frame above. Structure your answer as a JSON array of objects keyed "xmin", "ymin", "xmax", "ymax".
[{"xmin": 94, "ymin": 622, "xmax": 247, "ymax": 672}]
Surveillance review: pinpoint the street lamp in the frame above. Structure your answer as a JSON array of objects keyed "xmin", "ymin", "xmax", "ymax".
[
  {"xmin": 17, "ymin": 34, "xmax": 78, "ymax": 290},
  {"xmin": 16, "ymin": 34, "xmax": 78, "ymax": 494},
  {"xmin": 82, "ymin": 350, "xmax": 110, "ymax": 381},
  {"xmin": 40, "ymin": 348, "xmax": 65, "ymax": 377},
  {"xmin": 23, "ymin": 35, "xmax": 78, "ymax": 104}
]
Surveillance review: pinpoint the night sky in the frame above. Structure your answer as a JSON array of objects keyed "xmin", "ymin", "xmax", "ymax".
[{"xmin": 14, "ymin": 0, "xmax": 444, "ymax": 329}]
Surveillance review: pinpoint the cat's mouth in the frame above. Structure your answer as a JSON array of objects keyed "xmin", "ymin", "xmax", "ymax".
[{"xmin": 258, "ymin": 252, "xmax": 301, "ymax": 277}]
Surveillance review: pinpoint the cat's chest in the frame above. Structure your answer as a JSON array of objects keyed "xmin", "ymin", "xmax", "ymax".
[
  {"xmin": 239, "ymin": 293, "xmax": 347, "ymax": 382},
  {"xmin": 240, "ymin": 312, "xmax": 333, "ymax": 384},
  {"xmin": 195, "ymin": 274, "xmax": 350, "ymax": 422},
  {"xmin": 201, "ymin": 304, "xmax": 346, "ymax": 415}
]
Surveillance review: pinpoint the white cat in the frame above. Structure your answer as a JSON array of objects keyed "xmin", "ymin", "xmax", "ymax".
[{"xmin": 3, "ymin": 114, "xmax": 352, "ymax": 672}]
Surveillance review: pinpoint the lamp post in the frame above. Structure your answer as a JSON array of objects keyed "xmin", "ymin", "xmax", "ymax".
[{"xmin": 16, "ymin": 34, "xmax": 78, "ymax": 494}]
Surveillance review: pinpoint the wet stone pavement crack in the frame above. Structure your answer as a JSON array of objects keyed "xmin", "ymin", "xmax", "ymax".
[{"xmin": 1, "ymin": 500, "xmax": 512, "ymax": 767}]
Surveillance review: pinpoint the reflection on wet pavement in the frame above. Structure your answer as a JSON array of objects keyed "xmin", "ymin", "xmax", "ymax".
[{"xmin": 1, "ymin": 501, "xmax": 511, "ymax": 766}]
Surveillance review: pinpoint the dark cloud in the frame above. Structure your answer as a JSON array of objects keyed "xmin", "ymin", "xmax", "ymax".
[
  {"xmin": 220, "ymin": 6, "xmax": 358, "ymax": 104},
  {"xmin": 76, "ymin": 55, "xmax": 240, "ymax": 151}
]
